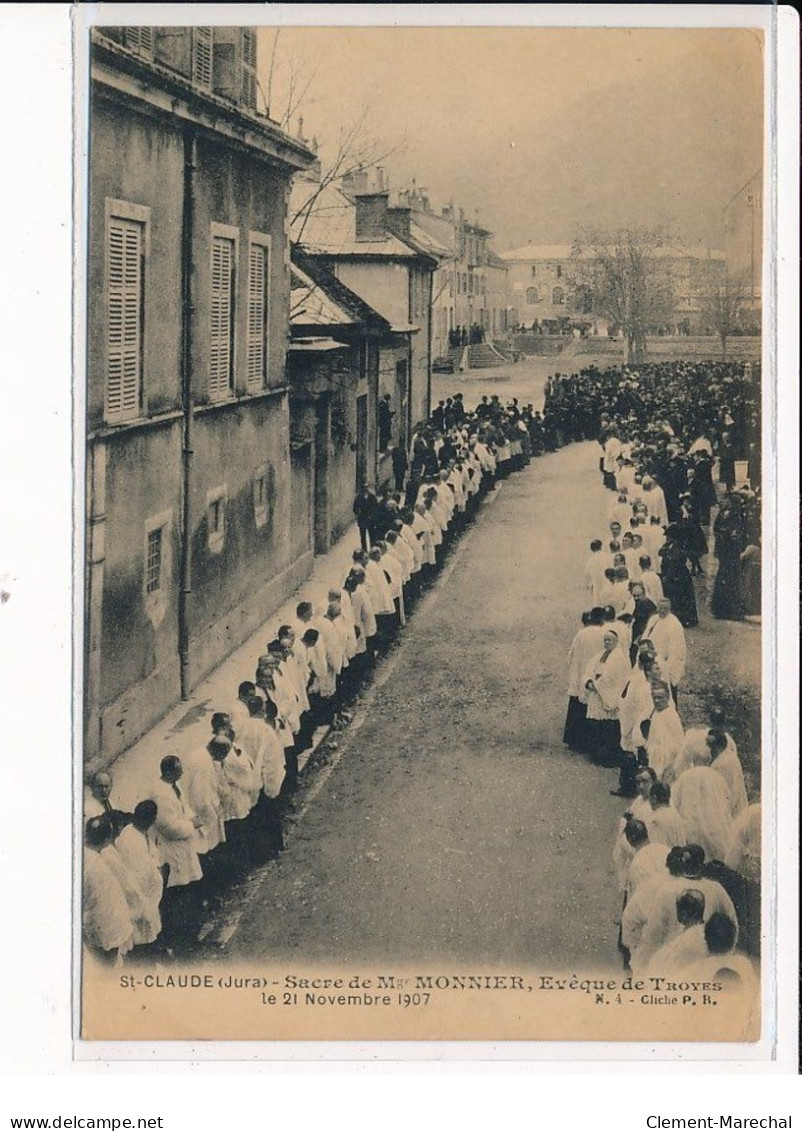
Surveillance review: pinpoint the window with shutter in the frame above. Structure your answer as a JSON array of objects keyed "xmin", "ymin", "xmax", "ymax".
[
  {"xmin": 107, "ymin": 217, "xmax": 144, "ymax": 421},
  {"xmin": 209, "ymin": 236, "xmax": 235, "ymax": 400},
  {"xmin": 193, "ymin": 27, "xmax": 212, "ymax": 90},
  {"xmin": 246, "ymin": 242, "xmax": 269, "ymax": 391},
  {"xmin": 241, "ymin": 29, "xmax": 257, "ymax": 109},
  {"xmin": 242, "ymin": 29, "xmax": 257, "ymax": 68},
  {"xmin": 241, "ymin": 67, "xmax": 257, "ymax": 110},
  {"xmin": 125, "ymin": 27, "xmax": 154, "ymax": 57}
]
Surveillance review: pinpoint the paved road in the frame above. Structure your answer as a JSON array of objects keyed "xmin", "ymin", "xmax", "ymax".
[
  {"xmin": 431, "ymin": 344, "xmax": 623, "ymax": 410},
  {"xmin": 227, "ymin": 439, "xmax": 629, "ymax": 968}
]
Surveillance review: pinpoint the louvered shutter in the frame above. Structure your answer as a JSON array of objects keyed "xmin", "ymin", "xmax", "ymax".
[
  {"xmin": 107, "ymin": 218, "xmax": 143, "ymax": 420},
  {"xmin": 210, "ymin": 236, "xmax": 235, "ymax": 399},
  {"xmin": 246, "ymin": 244, "xmax": 268, "ymax": 390},
  {"xmin": 126, "ymin": 27, "xmax": 154, "ymax": 57},
  {"xmin": 193, "ymin": 27, "xmax": 212, "ymax": 89},
  {"xmin": 242, "ymin": 29, "xmax": 257, "ymax": 67},
  {"xmin": 241, "ymin": 29, "xmax": 257, "ymax": 109}
]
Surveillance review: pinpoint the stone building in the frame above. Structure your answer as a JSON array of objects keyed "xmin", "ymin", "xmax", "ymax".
[
  {"xmin": 503, "ymin": 242, "xmax": 726, "ymax": 335},
  {"xmin": 85, "ymin": 26, "xmax": 315, "ymax": 766}
]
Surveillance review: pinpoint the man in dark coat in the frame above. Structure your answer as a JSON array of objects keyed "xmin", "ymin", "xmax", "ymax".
[{"xmin": 353, "ymin": 485, "xmax": 378, "ymax": 552}]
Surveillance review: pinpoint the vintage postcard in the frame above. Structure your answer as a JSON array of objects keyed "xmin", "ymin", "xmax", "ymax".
[{"xmin": 74, "ymin": 6, "xmax": 776, "ymax": 1053}]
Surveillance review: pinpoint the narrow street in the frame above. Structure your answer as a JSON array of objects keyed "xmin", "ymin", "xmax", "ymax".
[{"xmin": 225, "ymin": 438, "xmax": 629, "ymax": 968}]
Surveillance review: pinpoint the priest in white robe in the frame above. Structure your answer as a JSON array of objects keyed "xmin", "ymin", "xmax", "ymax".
[
  {"xmin": 672, "ymin": 754, "xmax": 734, "ymax": 864},
  {"xmin": 641, "ymin": 599, "xmax": 687, "ymax": 697},
  {"xmin": 642, "ymin": 682, "xmax": 685, "ymax": 780},
  {"xmin": 583, "ymin": 628, "xmax": 631, "ymax": 766},
  {"xmin": 150, "ymin": 755, "xmax": 204, "ymax": 889},
  {"xmin": 114, "ymin": 800, "xmax": 163, "ymax": 946},
  {"xmin": 83, "ymin": 816, "xmax": 134, "ymax": 960}
]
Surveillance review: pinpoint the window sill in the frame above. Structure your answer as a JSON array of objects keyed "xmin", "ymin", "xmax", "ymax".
[
  {"xmin": 89, "ymin": 409, "xmax": 183, "ymax": 441},
  {"xmin": 195, "ymin": 387, "xmax": 289, "ymax": 416}
]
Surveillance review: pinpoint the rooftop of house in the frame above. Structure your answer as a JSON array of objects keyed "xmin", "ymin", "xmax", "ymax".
[
  {"xmin": 291, "ymin": 181, "xmax": 433, "ymax": 260},
  {"xmin": 290, "ymin": 249, "xmax": 391, "ymax": 332}
]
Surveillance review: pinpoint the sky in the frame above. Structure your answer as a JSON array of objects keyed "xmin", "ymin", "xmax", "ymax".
[{"xmin": 259, "ymin": 25, "xmax": 764, "ymax": 253}]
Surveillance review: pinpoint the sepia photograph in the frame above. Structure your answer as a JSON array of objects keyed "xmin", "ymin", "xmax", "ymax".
[{"xmin": 76, "ymin": 10, "xmax": 771, "ymax": 1048}]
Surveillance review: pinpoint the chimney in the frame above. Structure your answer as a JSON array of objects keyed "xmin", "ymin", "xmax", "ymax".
[
  {"xmin": 386, "ymin": 205, "xmax": 411, "ymax": 241},
  {"xmin": 342, "ymin": 169, "xmax": 368, "ymax": 200},
  {"xmin": 355, "ymin": 192, "xmax": 389, "ymax": 241}
]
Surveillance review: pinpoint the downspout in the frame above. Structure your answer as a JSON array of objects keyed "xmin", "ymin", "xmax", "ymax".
[
  {"xmin": 178, "ymin": 130, "xmax": 196, "ymax": 700},
  {"xmin": 426, "ymin": 268, "xmax": 433, "ymax": 418}
]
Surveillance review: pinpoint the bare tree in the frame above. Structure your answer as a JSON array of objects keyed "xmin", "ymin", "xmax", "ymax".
[
  {"xmin": 258, "ymin": 32, "xmax": 405, "ymax": 245},
  {"xmin": 700, "ymin": 272, "xmax": 747, "ymax": 359},
  {"xmin": 571, "ymin": 226, "xmax": 677, "ymax": 364},
  {"xmin": 291, "ymin": 106, "xmax": 405, "ymax": 244}
]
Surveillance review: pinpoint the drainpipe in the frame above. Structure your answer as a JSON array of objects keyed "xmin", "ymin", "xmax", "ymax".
[
  {"xmin": 426, "ymin": 268, "xmax": 433, "ymax": 418},
  {"xmin": 178, "ymin": 130, "xmax": 196, "ymax": 700}
]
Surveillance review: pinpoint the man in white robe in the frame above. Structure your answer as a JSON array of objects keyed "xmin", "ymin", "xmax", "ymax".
[
  {"xmin": 376, "ymin": 541, "xmax": 406, "ymax": 627},
  {"xmin": 681, "ymin": 912, "xmax": 758, "ymax": 1002},
  {"xmin": 366, "ymin": 548, "xmax": 396, "ymax": 616},
  {"xmin": 386, "ymin": 529, "xmax": 413, "ymax": 587},
  {"xmin": 672, "ymin": 756, "xmax": 734, "ymax": 864},
  {"xmin": 674, "ymin": 713, "xmax": 738, "ymax": 781},
  {"xmin": 613, "ymin": 768, "xmax": 657, "ymax": 889},
  {"xmin": 150, "ymin": 755, "xmax": 204, "ymax": 890},
  {"xmin": 411, "ymin": 504, "xmax": 436, "ymax": 567},
  {"xmin": 623, "ymin": 819, "xmax": 670, "ymax": 900},
  {"xmin": 641, "ymin": 598, "xmax": 686, "ymax": 699},
  {"xmin": 600, "ymin": 567, "xmax": 634, "ymax": 618},
  {"xmin": 583, "ymin": 540, "xmax": 608, "ymax": 607},
  {"xmin": 646, "ymin": 888, "xmax": 708, "ymax": 975},
  {"xmin": 707, "ymin": 729, "xmax": 748, "ymax": 817},
  {"xmin": 180, "ymin": 738, "xmax": 228, "ymax": 857},
  {"xmin": 608, "ymin": 491, "xmax": 633, "ymax": 529},
  {"xmin": 645, "ymin": 780, "xmax": 687, "ymax": 847},
  {"xmin": 84, "ymin": 770, "xmax": 119, "ymax": 822},
  {"xmin": 230, "ymin": 681, "xmax": 262, "ymax": 736},
  {"xmin": 725, "ymin": 803, "xmax": 761, "ymax": 882},
  {"xmin": 114, "ymin": 800, "xmax": 163, "ymax": 947},
  {"xmin": 346, "ymin": 573, "xmax": 376, "ymax": 657},
  {"xmin": 638, "ymin": 555, "xmax": 664, "ymax": 603},
  {"xmin": 642, "ymin": 682, "xmax": 685, "ymax": 781},
  {"xmin": 83, "ymin": 817, "xmax": 134, "ymax": 961},
  {"xmin": 563, "ymin": 609, "xmax": 605, "ymax": 750},
  {"xmin": 641, "ymin": 477, "xmax": 668, "ymax": 525},
  {"xmin": 623, "ymin": 845, "xmax": 737, "ymax": 973}
]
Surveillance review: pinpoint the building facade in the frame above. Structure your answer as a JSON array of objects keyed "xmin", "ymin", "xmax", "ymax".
[
  {"xmin": 292, "ymin": 170, "xmax": 437, "ymax": 489},
  {"xmin": 503, "ymin": 243, "xmax": 726, "ymax": 334},
  {"xmin": 288, "ymin": 249, "xmax": 392, "ymax": 551},
  {"xmin": 86, "ymin": 27, "xmax": 315, "ymax": 766}
]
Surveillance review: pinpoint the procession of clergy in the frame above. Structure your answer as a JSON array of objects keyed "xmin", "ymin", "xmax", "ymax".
[
  {"xmin": 82, "ymin": 395, "xmax": 537, "ymax": 963},
  {"xmin": 564, "ymin": 410, "xmax": 759, "ymax": 988}
]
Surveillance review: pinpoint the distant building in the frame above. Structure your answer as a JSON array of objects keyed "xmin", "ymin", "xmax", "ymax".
[
  {"xmin": 86, "ymin": 27, "xmax": 315, "ymax": 765},
  {"xmin": 389, "ymin": 189, "xmax": 509, "ymax": 356},
  {"xmin": 502, "ymin": 243, "xmax": 726, "ymax": 334}
]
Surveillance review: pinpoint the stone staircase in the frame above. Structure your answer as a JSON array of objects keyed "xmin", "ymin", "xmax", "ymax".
[{"xmin": 466, "ymin": 341, "xmax": 509, "ymax": 369}]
